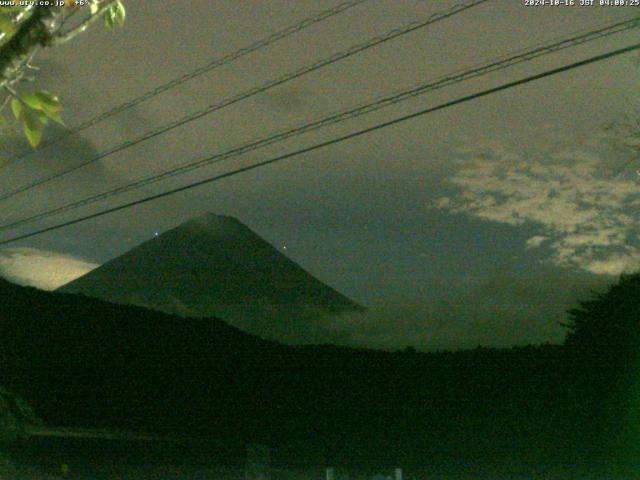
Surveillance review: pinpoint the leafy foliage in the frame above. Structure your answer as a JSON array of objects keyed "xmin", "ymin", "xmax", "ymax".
[
  {"xmin": 564, "ymin": 271, "xmax": 640, "ymax": 361},
  {"xmin": 105, "ymin": 1, "xmax": 126, "ymax": 31},
  {"xmin": 0, "ymin": 1, "xmax": 126, "ymax": 148},
  {"xmin": 9, "ymin": 90, "xmax": 63, "ymax": 147},
  {"xmin": 0, "ymin": 6, "xmax": 28, "ymax": 43},
  {"xmin": 562, "ymin": 271, "xmax": 640, "ymax": 466}
]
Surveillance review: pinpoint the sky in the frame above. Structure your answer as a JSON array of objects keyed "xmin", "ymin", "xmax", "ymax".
[{"xmin": 0, "ymin": 0, "xmax": 638, "ymax": 350}]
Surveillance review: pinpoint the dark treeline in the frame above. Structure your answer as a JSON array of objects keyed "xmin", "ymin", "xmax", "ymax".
[{"xmin": 1, "ymin": 274, "xmax": 638, "ymax": 476}]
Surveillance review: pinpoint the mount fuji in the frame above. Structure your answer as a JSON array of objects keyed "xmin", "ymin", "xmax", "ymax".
[{"xmin": 59, "ymin": 213, "xmax": 364, "ymax": 342}]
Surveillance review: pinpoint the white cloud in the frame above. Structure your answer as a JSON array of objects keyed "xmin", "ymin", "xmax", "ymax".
[
  {"xmin": 434, "ymin": 139, "xmax": 640, "ymax": 275},
  {"xmin": 526, "ymin": 236, "xmax": 548, "ymax": 249},
  {"xmin": 0, "ymin": 247, "xmax": 99, "ymax": 290},
  {"xmin": 586, "ymin": 251, "xmax": 640, "ymax": 276}
]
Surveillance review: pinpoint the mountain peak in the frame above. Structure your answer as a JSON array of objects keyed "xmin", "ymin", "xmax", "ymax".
[
  {"xmin": 199, "ymin": 212, "xmax": 241, "ymax": 223},
  {"xmin": 59, "ymin": 215, "xmax": 363, "ymax": 343},
  {"xmin": 180, "ymin": 212, "xmax": 242, "ymax": 229}
]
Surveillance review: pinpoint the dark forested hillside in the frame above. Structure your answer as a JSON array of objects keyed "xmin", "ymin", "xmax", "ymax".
[{"xmin": 1, "ymin": 275, "xmax": 638, "ymax": 475}]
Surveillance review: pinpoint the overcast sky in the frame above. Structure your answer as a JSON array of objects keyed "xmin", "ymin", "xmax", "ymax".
[{"xmin": 0, "ymin": 0, "xmax": 638, "ymax": 350}]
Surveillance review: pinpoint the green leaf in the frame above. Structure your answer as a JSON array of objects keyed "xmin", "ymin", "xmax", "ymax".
[
  {"xmin": 22, "ymin": 109, "xmax": 43, "ymax": 148},
  {"xmin": 104, "ymin": 8, "xmax": 115, "ymax": 31},
  {"xmin": 10, "ymin": 98, "xmax": 22, "ymax": 120},
  {"xmin": 0, "ymin": 13, "xmax": 17, "ymax": 37},
  {"xmin": 34, "ymin": 91, "xmax": 61, "ymax": 112},
  {"xmin": 20, "ymin": 93, "xmax": 43, "ymax": 111},
  {"xmin": 20, "ymin": 91, "xmax": 62, "ymax": 118},
  {"xmin": 34, "ymin": 109, "xmax": 49, "ymax": 125},
  {"xmin": 105, "ymin": 1, "xmax": 125, "ymax": 31},
  {"xmin": 23, "ymin": 122, "xmax": 42, "ymax": 148},
  {"xmin": 114, "ymin": 1, "xmax": 125, "ymax": 26},
  {"xmin": 42, "ymin": 106, "xmax": 64, "ymax": 126},
  {"xmin": 0, "ymin": 114, "xmax": 7, "ymax": 127}
]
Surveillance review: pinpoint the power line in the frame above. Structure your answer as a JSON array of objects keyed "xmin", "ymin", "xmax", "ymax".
[
  {"xmin": 0, "ymin": 0, "xmax": 490, "ymax": 203},
  {"xmin": 4, "ymin": 0, "xmax": 370, "ymax": 164},
  {"xmin": 1, "ymin": 16, "xmax": 637, "ymax": 234},
  {"xmin": 1, "ymin": 42, "xmax": 638, "ymax": 246}
]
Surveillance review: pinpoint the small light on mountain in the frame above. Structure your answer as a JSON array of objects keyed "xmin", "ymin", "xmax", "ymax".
[
  {"xmin": 282, "ymin": 245, "xmax": 287, "ymax": 250},
  {"xmin": 154, "ymin": 232, "xmax": 159, "ymax": 237}
]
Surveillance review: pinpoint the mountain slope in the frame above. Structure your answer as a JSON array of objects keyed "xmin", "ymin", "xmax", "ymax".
[
  {"xmin": 0, "ymin": 277, "xmax": 276, "ymax": 433},
  {"xmin": 59, "ymin": 214, "xmax": 363, "ymax": 342}
]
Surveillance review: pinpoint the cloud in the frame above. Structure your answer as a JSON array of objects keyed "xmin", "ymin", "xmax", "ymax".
[
  {"xmin": 434, "ymin": 138, "xmax": 640, "ymax": 276},
  {"xmin": 526, "ymin": 235, "xmax": 548, "ymax": 249},
  {"xmin": 0, "ymin": 248, "xmax": 98, "ymax": 290},
  {"xmin": 320, "ymin": 267, "xmax": 608, "ymax": 351}
]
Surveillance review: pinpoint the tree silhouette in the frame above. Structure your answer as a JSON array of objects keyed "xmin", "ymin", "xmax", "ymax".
[
  {"xmin": 562, "ymin": 271, "xmax": 640, "ymax": 469},
  {"xmin": 564, "ymin": 271, "xmax": 640, "ymax": 363}
]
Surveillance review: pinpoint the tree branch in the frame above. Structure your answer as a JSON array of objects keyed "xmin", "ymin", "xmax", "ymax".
[
  {"xmin": 0, "ymin": 7, "xmax": 65, "ymax": 88},
  {"xmin": 51, "ymin": 1, "xmax": 118, "ymax": 45}
]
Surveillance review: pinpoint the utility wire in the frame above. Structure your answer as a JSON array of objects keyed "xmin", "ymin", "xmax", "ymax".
[
  {"xmin": 0, "ymin": 0, "xmax": 489, "ymax": 203},
  {"xmin": 1, "ymin": 42, "xmax": 638, "ymax": 246},
  {"xmin": 1, "ymin": 16, "xmax": 637, "ymax": 233},
  {"xmin": 4, "ymin": 0, "xmax": 370, "ymax": 163}
]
